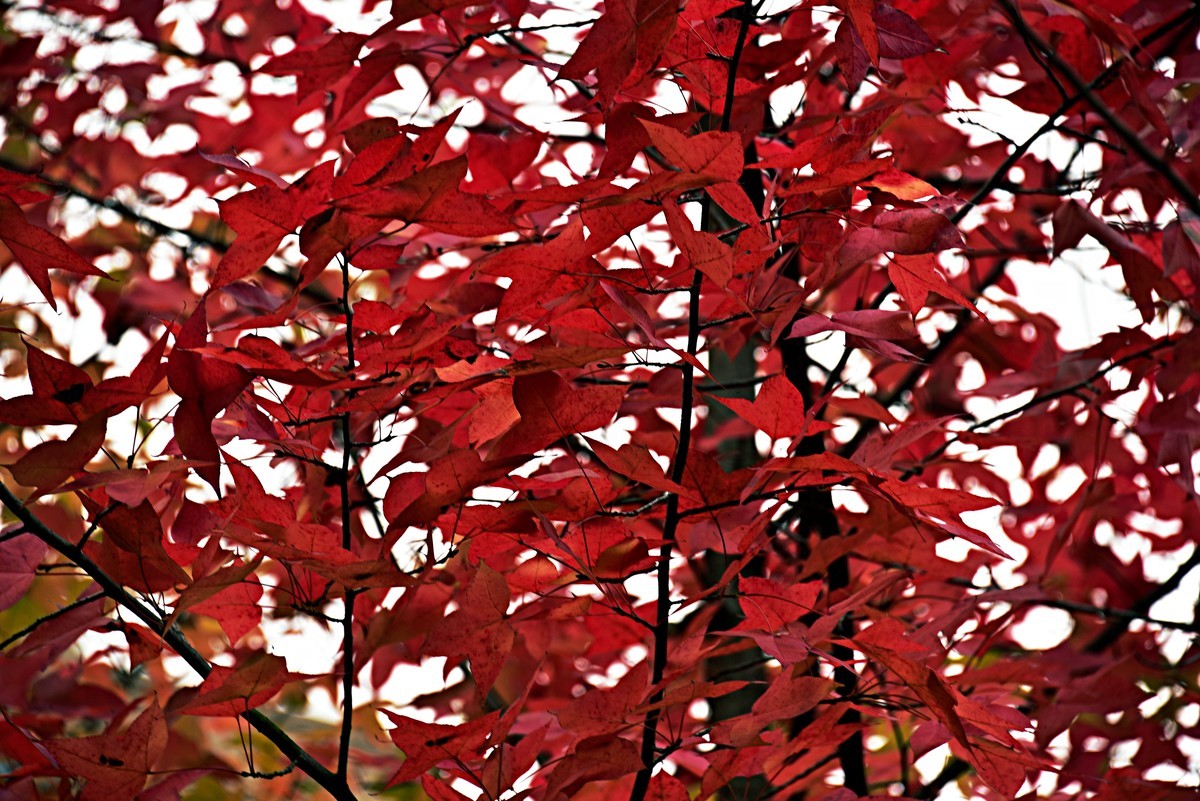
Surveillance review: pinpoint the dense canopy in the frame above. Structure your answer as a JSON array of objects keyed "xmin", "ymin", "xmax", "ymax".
[{"xmin": 0, "ymin": 1, "xmax": 1198, "ymax": 799}]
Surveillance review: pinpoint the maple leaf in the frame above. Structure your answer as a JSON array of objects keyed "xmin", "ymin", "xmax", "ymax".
[
  {"xmin": 491, "ymin": 372, "xmax": 626, "ymax": 458},
  {"xmin": 176, "ymin": 652, "xmax": 292, "ymax": 716},
  {"xmin": 0, "ymin": 197, "xmax": 109, "ymax": 310},
  {"xmin": 166, "ymin": 301, "xmax": 252, "ymax": 493},
  {"xmin": 641, "ymin": 120, "xmax": 744, "ymax": 181},
  {"xmin": 8, "ymin": 414, "xmax": 106, "ymax": 491},
  {"xmin": 1053, "ymin": 199, "xmax": 1162, "ymax": 322},
  {"xmin": 262, "ymin": 32, "xmax": 369, "ymax": 102},
  {"xmin": 839, "ymin": 207, "xmax": 964, "ymax": 268},
  {"xmin": 337, "ymin": 156, "xmax": 513, "ymax": 237},
  {"xmin": 711, "ymin": 375, "xmax": 834, "ymax": 440},
  {"xmin": 422, "ymin": 563, "xmax": 514, "ymax": 697},
  {"xmin": 0, "ymin": 531, "xmax": 47, "ymax": 611},
  {"xmin": 789, "ymin": 309, "xmax": 919, "ymax": 360},
  {"xmin": 887, "ymin": 253, "xmax": 984, "ymax": 317},
  {"xmin": 381, "ymin": 709, "xmax": 501, "ymax": 786},
  {"xmin": 210, "ymin": 160, "xmax": 334, "ymax": 288},
  {"xmin": 559, "ymin": 0, "xmax": 677, "ymax": 105},
  {"xmin": 841, "ymin": 0, "xmax": 880, "ymax": 64},
  {"xmin": 47, "ymin": 702, "xmax": 167, "ymax": 800}
]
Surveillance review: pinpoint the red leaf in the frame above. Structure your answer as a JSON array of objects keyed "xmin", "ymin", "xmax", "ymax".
[
  {"xmin": 558, "ymin": 0, "xmax": 677, "ymax": 105},
  {"xmin": 166, "ymin": 301, "xmax": 251, "ymax": 493},
  {"xmin": 663, "ymin": 201, "xmax": 734, "ymax": 285},
  {"xmin": 789, "ymin": 309, "xmax": 916, "ymax": 343},
  {"xmin": 646, "ymin": 772, "xmax": 691, "ymax": 801},
  {"xmin": 839, "ymin": 207, "xmax": 963, "ymax": 268},
  {"xmin": 712, "ymin": 375, "xmax": 834, "ymax": 440},
  {"xmin": 210, "ymin": 160, "xmax": 334, "ymax": 288},
  {"xmin": 422, "ymin": 563, "xmax": 513, "ymax": 697},
  {"xmin": 1053, "ymin": 200, "xmax": 1161, "ymax": 322},
  {"xmin": 177, "ymin": 652, "xmax": 291, "ymax": 716},
  {"xmin": 338, "ymin": 156, "xmax": 513, "ymax": 237},
  {"xmin": 875, "ymin": 5, "xmax": 938, "ymax": 59},
  {"xmin": 492, "ymin": 372, "xmax": 626, "ymax": 458},
  {"xmin": 0, "ymin": 531, "xmax": 48, "ymax": 611},
  {"xmin": 47, "ymin": 702, "xmax": 167, "ymax": 800},
  {"xmin": 262, "ymin": 32, "xmax": 368, "ymax": 102},
  {"xmin": 382, "ymin": 709, "xmax": 500, "ymax": 785},
  {"xmin": 887, "ymin": 253, "xmax": 983, "ymax": 317},
  {"xmin": 185, "ymin": 558, "xmax": 265, "ymax": 645},
  {"xmin": 842, "ymin": 0, "xmax": 880, "ymax": 64},
  {"xmin": 641, "ymin": 120, "xmax": 744, "ymax": 181},
  {"xmin": 0, "ymin": 196, "xmax": 108, "ymax": 310},
  {"xmin": 9, "ymin": 414, "xmax": 107, "ymax": 490},
  {"xmin": 556, "ymin": 662, "xmax": 649, "ymax": 739}
]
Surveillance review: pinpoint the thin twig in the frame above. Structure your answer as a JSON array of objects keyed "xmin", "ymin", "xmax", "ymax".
[{"xmin": 0, "ymin": 483, "xmax": 357, "ymax": 801}]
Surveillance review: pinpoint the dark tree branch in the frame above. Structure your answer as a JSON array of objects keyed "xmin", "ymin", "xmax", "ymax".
[
  {"xmin": 0, "ymin": 483, "xmax": 358, "ymax": 801},
  {"xmin": 628, "ymin": 4, "xmax": 755, "ymax": 800},
  {"xmin": 1001, "ymin": 0, "xmax": 1200, "ymax": 218}
]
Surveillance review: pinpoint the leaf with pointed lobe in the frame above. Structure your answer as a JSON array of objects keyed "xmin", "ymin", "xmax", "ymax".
[
  {"xmin": 555, "ymin": 660, "xmax": 650, "ymax": 740},
  {"xmin": 422, "ymin": 563, "xmax": 513, "ymax": 697},
  {"xmin": 191, "ymin": 335, "xmax": 334, "ymax": 386},
  {"xmin": 737, "ymin": 576, "xmax": 822, "ymax": 633},
  {"xmin": 641, "ymin": 120, "xmax": 744, "ymax": 181},
  {"xmin": 788, "ymin": 309, "xmax": 917, "ymax": 361},
  {"xmin": 262, "ymin": 32, "xmax": 368, "ymax": 102},
  {"xmin": 558, "ymin": 0, "xmax": 677, "ymax": 106},
  {"xmin": 723, "ymin": 674, "xmax": 835, "ymax": 747},
  {"xmin": 490, "ymin": 372, "xmax": 626, "ymax": 458},
  {"xmin": 1163, "ymin": 215, "xmax": 1200, "ymax": 285},
  {"xmin": 866, "ymin": 167, "xmax": 938, "ymax": 200},
  {"xmin": 0, "ymin": 531, "xmax": 47, "ymax": 611},
  {"xmin": 79, "ymin": 495, "xmax": 191, "ymax": 586},
  {"xmin": 0, "ymin": 196, "xmax": 109, "ymax": 310},
  {"xmin": 1054, "ymin": 200, "xmax": 1161, "ymax": 321},
  {"xmin": 0, "ymin": 334, "xmax": 165, "ymax": 428},
  {"xmin": 876, "ymin": 479, "xmax": 1010, "ymax": 558},
  {"xmin": 381, "ymin": 708, "xmax": 501, "ymax": 786},
  {"xmin": 952, "ymin": 739, "xmax": 1036, "ymax": 798},
  {"xmin": 383, "ymin": 448, "xmax": 526, "ymax": 531},
  {"xmin": 711, "ymin": 375, "xmax": 835, "ymax": 441},
  {"xmin": 338, "ymin": 156, "xmax": 513, "ymax": 237},
  {"xmin": 198, "ymin": 151, "xmax": 288, "ymax": 189},
  {"xmin": 662, "ymin": 201, "xmax": 734, "ymax": 286},
  {"xmin": 585, "ymin": 437, "xmax": 693, "ymax": 498},
  {"xmin": 780, "ymin": 158, "xmax": 884, "ymax": 198},
  {"xmin": 842, "ymin": 0, "xmax": 880, "ymax": 64},
  {"xmin": 8, "ymin": 414, "xmax": 107, "ymax": 491},
  {"xmin": 339, "ymin": 110, "xmax": 459, "ymax": 191},
  {"xmin": 887, "ymin": 252, "xmax": 984, "ymax": 317},
  {"xmin": 174, "ymin": 555, "xmax": 265, "ymax": 644},
  {"xmin": 0, "ymin": 169, "xmax": 52, "ymax": 205},
  {"xmin": 166, "ymin": 301, "xmax": 252, "ymax": 493},
  {"xmin": 540, "ymin": 736, "xmax": 644, "ymax": 799},
  {"xmin": 874, "ymin": 4, "xmax": 939, "ymax": 59},
  {"xmin": 47, "ymin": 702, "xmax": 167, "ymax": 801},
  {"xmin": 176, "ymin": 652, "xmax": 291, "ymax": 717},
  {"xmin": 839, "ymin": 206, "xmax": 963, "ymax": 268},
  {"xmin": 210, "ymin": 160, "xmax": 335, "ymax": 288}
]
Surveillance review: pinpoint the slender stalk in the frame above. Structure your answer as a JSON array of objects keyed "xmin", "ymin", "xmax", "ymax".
[
  {"xmin": 337, "ymin": 255, "xmax": 359, "ymax": 785},
  {"xmin": 627, "ymin": 5, "xmax": 755, "ymax": 801},
  {"xmin": 0, "ymin": 483, "xmax": 356, "ymax": 801},
  {"xmin": 0, "ymin": 590, "xmax": 104, "ymax": 650},
  {"xmin": 1001, "ymin": 0, "xmax": 1200, "ymax": 218}
]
